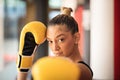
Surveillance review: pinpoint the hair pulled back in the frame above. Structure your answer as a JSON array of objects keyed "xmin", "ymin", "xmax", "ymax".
[{"xmin": 48, "ymin": 7, "xmax": 78, "ymax": 34}]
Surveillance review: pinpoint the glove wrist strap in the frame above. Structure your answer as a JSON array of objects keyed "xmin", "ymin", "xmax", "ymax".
[{"xmin": 17, "ymin": 54, "xmax": 33, "ymax": 72}]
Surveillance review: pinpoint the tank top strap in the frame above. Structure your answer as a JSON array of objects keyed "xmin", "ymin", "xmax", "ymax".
[{"xmin": 78, "ymin": 61, "xmax": 93, "ymax": 76}]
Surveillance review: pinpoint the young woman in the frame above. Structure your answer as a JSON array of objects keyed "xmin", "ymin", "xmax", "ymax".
[
  {"xmin": 17, "ymin": 7, "xmax": 93, "ymax": 80},
  {"xmin": 46, "ymin": 7, "xmax": 93, "ymax": 80}
]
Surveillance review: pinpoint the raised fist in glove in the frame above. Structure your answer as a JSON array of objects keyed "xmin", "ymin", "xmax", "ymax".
[{"xmin": 17, "ymin": 21, "xmax": 46, "ymax": 72}]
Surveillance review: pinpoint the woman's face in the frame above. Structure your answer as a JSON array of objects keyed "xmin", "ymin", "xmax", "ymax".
[{"xmin": 47, "ymin": 24, "xmax": 77, "ymax": 57}]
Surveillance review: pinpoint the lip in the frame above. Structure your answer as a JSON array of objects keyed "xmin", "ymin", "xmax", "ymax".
[{"xmin": 55, "ymin": 52, "xmax": 63, "ymax": 56}]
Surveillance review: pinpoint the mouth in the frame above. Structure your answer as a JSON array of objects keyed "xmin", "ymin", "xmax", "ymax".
[{"xmin": 55, "ymin": 52, "xmax": 63, "ymax": 56}]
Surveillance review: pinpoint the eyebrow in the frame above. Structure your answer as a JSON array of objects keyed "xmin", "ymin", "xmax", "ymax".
[
  {"xmin": 47, "ymin": 34, "xmax": 65, "ymax": 40},
  {"xmin": 56, "ymin": 34, "xmax": 65, "ymax": 38}
]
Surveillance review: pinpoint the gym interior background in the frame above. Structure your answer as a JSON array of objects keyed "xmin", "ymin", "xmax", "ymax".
[{"xmin": 0, "ymin": 0, "xmax": 119, "ymax": 80}]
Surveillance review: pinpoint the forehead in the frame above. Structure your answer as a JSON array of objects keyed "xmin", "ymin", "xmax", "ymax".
[
  {"xmin": 48, "ymin": 24, "xmax": 69, "ymax": 31},
  {"xmin": 47, "ymin": 25, "xmax": 70, "ymax": 38}
]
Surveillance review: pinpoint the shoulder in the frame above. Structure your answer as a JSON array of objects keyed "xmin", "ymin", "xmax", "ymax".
[{"xmin": 77, "ymin": 62, "xmax": 93, "ymax": 80}]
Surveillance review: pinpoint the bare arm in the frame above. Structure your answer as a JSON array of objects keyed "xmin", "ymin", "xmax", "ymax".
[
  {"xmin": 78, "ymin": 63, "xmax": 93, "ymax": 80},
  {"xmin": 17, "ymin": 72, "xmax": 28, "ymax": 80}
]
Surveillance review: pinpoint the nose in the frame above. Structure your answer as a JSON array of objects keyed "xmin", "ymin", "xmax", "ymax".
[{"xmin": 52, "ymin": 42, "xmax": 60, "ymax": 51}]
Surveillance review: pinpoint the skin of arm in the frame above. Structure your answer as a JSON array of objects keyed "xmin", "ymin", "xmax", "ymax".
[
  {"xmin": 77, "ymin": 63, "xmax": 93, "ymax": 80},
  {"xmin": 17, "ymin": 72, "xmax": 28, "ymax": 80}
]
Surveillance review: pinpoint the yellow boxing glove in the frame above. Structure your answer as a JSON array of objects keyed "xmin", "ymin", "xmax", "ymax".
[
  {"xmin": 17, "ymin": 21, "xmax": 46, "ymax": 72},
  {"xmin": 32, "ymin": 56, "xmax": 80, "ymax": 80}
]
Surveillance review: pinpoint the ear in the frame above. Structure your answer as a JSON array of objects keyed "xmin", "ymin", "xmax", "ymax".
[{"xmin": 74, "ymin": 32, "xmax": 80, "ymax": 44}]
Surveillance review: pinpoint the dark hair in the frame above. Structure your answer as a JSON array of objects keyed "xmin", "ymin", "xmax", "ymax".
[{"xmin": 48, "ymin": 14, "xmax": 79, "ymax": 34}]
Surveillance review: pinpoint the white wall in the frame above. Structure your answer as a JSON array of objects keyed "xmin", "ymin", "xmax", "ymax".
[{"xmin": 90, "ymin": 0, "xmax": 114, "ymax": 79}]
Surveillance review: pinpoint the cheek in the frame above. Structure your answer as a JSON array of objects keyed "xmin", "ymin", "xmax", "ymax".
[
  {"xmin": 48, "ymin": 44, "xmax": 54, "ymax": 51},
  {"xmin": 61, "ymin": 39, "xmax": 75, "ymax": 54}
]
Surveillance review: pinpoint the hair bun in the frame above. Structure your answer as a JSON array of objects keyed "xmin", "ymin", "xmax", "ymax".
[{"xmin": 61, "ymin": 7, "xmax": 73, "ymax": 16}]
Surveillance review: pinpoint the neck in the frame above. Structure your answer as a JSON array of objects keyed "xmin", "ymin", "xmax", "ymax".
[{"xmin": 68, "ymin": 46, "xmax": 82, "ymax": 63}]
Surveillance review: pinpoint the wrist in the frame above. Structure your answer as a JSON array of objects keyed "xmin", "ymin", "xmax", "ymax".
[{"xmin": 17, "ymin": 72, "xmax": 28, "ymax": 80}]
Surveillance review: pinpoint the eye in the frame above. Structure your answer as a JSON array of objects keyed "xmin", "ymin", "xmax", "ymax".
[
  {"xmin": 58, "ymin": 38, "xmax": 64, "ymax": 43},
  {"xmin": 47, "ymin": 40, "xmax": 53, "ymax": 44}
]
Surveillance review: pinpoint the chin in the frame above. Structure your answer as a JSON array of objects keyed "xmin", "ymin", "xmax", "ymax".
[{"xmin": 56, "ymin": 54, "xmax": 64, "ymax": 57}]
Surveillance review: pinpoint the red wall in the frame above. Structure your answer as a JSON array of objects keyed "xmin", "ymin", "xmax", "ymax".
[
  {"xmin": 114, "ymin": 0, "xmax": 120, "ymax": 79},
  {"xmin": 74, "ymin": 6, "xmax": 84, "ymax": 56}
]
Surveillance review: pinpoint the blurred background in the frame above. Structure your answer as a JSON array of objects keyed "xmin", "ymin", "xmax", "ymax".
[{"xmin": 0, "ymin": 0, "xmax": 119, "ymax": 80}]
